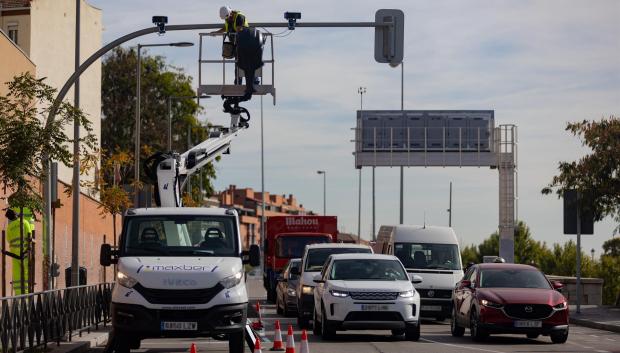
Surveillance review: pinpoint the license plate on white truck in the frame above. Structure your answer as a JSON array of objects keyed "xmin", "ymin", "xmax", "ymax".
[{"xmin": 161, "ymin": 321, "xmax": 198, "ymax": 331}]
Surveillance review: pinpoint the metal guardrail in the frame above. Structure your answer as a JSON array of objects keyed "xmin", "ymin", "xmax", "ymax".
[{"xmin": 0, "ymin": 283, "xmax": 113, "ymax": 353}]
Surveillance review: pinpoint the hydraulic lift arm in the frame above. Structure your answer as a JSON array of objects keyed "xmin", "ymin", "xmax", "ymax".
[{"xmin": 146, "ymin": 107, "xmax": 250, "ymax": 207}]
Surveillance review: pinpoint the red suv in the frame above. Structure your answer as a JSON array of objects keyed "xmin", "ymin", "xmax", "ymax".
[{"xmin": 451, "ymin": 263, "xmax": 568, "ymax": 343}]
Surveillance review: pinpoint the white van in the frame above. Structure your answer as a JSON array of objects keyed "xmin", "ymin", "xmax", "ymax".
[
  {"xmin": 374, "ymin": 225, "xmax": 463, "ymax": 321},
  {"xmin": 100, "ymin": 207, "xmax": 259, "ymax": 353}
]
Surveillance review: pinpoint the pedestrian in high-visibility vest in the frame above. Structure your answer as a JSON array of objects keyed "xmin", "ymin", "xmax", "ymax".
[
  {"xmin": 5, "ymin": 208, "xmax": 34, "ymax": 295},
  {"xmin": 213, "ymin": 5, "xmax": 249, "ymax": 35}
]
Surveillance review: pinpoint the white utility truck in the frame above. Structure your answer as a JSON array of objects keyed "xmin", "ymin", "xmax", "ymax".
[
  {"xmin": 100, "ymin": 105, "xmax": 259, "ymax": 353},
  {"xmin": 373, "ymin": 225, "xmax": 463, "ymax": 321}
]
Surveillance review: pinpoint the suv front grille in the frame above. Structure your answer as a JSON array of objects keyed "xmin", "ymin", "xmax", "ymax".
[
  {"xmin": 350, "ymin": 292, "xmax": 399, "ymax": 301},
  {"xmin": 134, "ymin": 283, "xmax": 224, "ymax": 304},
  {"xmin": 503, "ymin": 304, "xmax": 553, "ymax": 319}
]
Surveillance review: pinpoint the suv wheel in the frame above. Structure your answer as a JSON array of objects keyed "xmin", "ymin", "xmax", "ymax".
[
  {"xmin": 320, "ymin": 306, "xmax": 336, "ymax": 340},
  {"xmin": 470, "ymin": 310, "xmax": 488, "ymax": 342},
  {"xmin": 229, "ymin": 330, "xmax": 245, "ymax": 353},
  {"xmin": 405, "ymin": 323, "xmax": 420, "ymax": 341},
  {"xmin": 550, "ymin": 330, "xmax": 568, "ymax": 344},
  {"xmin": 450, "ymin": 307, "xmax": 465, "ymax": 337}
]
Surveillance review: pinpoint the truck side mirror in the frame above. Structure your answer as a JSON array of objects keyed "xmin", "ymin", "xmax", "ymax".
[
  {"xmin": 100, "ymin": 244, "xmax": 118, "ymax": 267},
  {"xmin": 245, "ymin": 244, "xmax": 260, "ymax": 267},
  {"xmin": 290, "ymin": 267, "xmax": 300, "ymax": 276}
]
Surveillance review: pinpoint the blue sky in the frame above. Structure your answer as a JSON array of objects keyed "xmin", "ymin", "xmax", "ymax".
[{"xmin": 89, "ymin": 0, "xmax": 620, "ymax": 255}]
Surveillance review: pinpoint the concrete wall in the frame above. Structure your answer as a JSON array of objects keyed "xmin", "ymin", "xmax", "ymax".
[
  {"xmin": 0, "ymin": 28, "xmax": 34, "ymax": 95},
  {"xmin": 547, "ymin": 275, "xmax": 604, "ymax": 306},
  {"xmin": 29, "ymin": 0, "xmax": 102, "ymax": 189}
]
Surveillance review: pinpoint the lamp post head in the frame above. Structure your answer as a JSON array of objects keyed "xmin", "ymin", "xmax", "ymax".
[
  {"xmin": 170, "ymin": 42, "xmax": 194, "ymax": 47},
  {"xmin": 357, "ymin": 87, "xmax": 366, "ymax": 94},
  {"xmin": 317, "ymin": 170, "xmax": 325, "ymax": 175}
]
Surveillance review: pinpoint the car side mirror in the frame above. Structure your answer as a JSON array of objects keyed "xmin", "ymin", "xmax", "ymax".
[
  {"xmin": 409, "ymin": 274, "xmax": 423, "ymax": 284},
  {"xmin": 243, "ymin": 244, "xmax": 261, "ymax": 266},
  {"xmin": 99, "ymin": 244, "xmax": 118, "ymax": 267},
  {"xmin": 290, "ymin": 267, "xmax": 300, "ymax": 276},
  {"xmin": 551, "ymin": 280, "xmax": 563, "ymax": 291},
  {"xmin": 461, "ymin": 280, "xmax": 472, "ymax": 288},
  {"xmin": 312, "ymin": 274, "xmax": 324, "ymax": 284}
]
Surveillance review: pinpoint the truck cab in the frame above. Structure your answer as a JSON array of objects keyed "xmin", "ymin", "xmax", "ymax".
[
  {"xmin": 101, "ymin": 207, "xmax": 259, "ymax": 353},
  {"xmin": 375, "ymin": 225, "xmax": 463, "ymax": 321}
]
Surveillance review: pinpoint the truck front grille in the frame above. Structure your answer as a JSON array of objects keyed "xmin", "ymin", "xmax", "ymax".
[{"xmin": 134, "ymin": 283, "xmax": 224, "ymax": 304}]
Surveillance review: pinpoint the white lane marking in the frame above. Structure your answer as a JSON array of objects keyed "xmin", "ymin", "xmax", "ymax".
[
  {"xmin": 420, "ymin": 338, "xmax": 507, "ymax": 353},
  {"xmin": 605, "ymin": 338, "xmax": 616, "ymax": 341},
  {"xmin": 594, "ymin": 350, "xmax": 610, "ymax": 353},
  {"xmin": 590, "ymin": 334, "xmax": 599, "ymax": 337}
]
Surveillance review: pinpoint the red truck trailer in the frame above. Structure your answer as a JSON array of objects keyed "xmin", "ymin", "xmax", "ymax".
[{"xmin": 263, "ymin": 216, "xmax": 338, "ymax": 302}]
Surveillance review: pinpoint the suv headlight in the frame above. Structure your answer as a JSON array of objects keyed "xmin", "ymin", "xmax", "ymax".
[
  {"xmin": 553, "ymin": 301, "xmax": 568, "ymax": 310},
  {"xmin": 399, "ymin": 290, "xmax": 415, "ymax": 298},
  {"xmin": 302, "ymin": 285, "xmax": 314, "ymax": 295},
  {"xmin": 220, "ymin": 271, "xmax": 244, "ymax": 289},
  {"xmin": 330, "ymin": 289, "xmax": 349, "ymax": 298},
  {"xmin": 117, "ymin": 271, "xmax": 138, "ymax": 288},
  {"xmin": 480, "ymin": 299, "xmax": 503, "ymax": 308}
]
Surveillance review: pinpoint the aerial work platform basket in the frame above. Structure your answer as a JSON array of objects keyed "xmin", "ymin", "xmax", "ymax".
[{"xmin": 197, "ymin": 32, "xmax": 276, "ymax": 104}]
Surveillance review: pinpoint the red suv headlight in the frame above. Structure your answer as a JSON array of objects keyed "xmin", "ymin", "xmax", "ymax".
[
  {"xmin": 553, "ymin": 301, "xmax": 568, "ymax": 311},
  {"xmin": 480, "ymin": 299, "xmax": 503, "ymax": 309}
]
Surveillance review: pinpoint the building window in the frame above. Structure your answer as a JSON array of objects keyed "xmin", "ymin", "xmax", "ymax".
[{"xmin": 8, "ymin": 25, "xmax": 18, "ymax": 45}]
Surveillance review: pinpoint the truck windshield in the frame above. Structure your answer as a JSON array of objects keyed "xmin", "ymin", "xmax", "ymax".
[
  {"xmin": 330, "ymin": 259, "xmax": 408, "ymax": 281},
  {"xmin": 276, "ymin": 235, "xmax": 330, "ymax": 259},
  {"xmin": 394, "ymin": 242, "xmax": 462, "ymax": 270},
  {"xmin": 305, "ymin": 247, "xmax": 371, "ymax": 271},
  {"xmin": 122, "ymin": 215, "xmax": 238, "ymax": 257}
]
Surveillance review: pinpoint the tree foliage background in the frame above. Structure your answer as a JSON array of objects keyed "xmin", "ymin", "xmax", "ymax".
[
  {"xmin": 0, "ymin": 73, "xmax": 97, "ymax": 212},
  {"xmin": 101, "ymin": 47, "xmax": 216, "ymax": 201}
]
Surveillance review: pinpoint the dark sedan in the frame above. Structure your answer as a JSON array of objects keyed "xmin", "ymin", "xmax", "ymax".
[
  {"xmin": 276, "ymin": 258, "xmax": 301, "ymax": 316},
  {"xmin": 451, "ymin": 263, "xmax": 569, "ymax": 343}
]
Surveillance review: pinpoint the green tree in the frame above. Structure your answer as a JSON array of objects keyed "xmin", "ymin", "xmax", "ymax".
[
  {"xmin": 597, "ymin": 238, "xmax": 620, "ymax": 305},
  {"xmin": 542, "ymin": 116, "xmax": 620, "ymax": 233},
  {"xmin": 101, "ymin": 47, "xmax": 217, "ymax": 200},
  {"xmin": 0, "ymin": 72, "xmax": 97, "ymax": 212},
  {"xmin": 460, "ymin": 244, "xmax": 480, "ymax": 266}
]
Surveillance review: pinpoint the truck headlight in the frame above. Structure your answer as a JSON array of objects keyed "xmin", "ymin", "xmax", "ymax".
[
  {"xmin": 117, "ymin": 271, "xmax": 138, "ymax": 288},
  {"xmin": 302, "ymin": 285, "xmax": 314, "ymax": 295},
  {"xmin": 220, "ymin": 271, "xmax": 244, "ymax": 289},
  {"xmin": 399, "ymin": 290, "xmax": 414, "ymax": 298},
  {"xmin": 287, "ymin": 288, "xmax": 297, "ymax": 296},
  {"xmin": 330, "ymin": 289, "xmax": 349, "ymax": 298}
]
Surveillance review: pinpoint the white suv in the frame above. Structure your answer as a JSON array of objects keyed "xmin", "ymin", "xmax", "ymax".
[{"xmin": 312, "ymin": 254, "xmax": 422, "ymax": 340}]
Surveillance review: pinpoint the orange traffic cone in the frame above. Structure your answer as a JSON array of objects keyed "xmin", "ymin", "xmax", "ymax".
[
  {"xmin": 285, "ymin": 325, "xmax": 296, "ymax": 353},
  {"xmin": 299, "ymin": 330, "xmax": 309, "ymax": 353},
  {"xmin": 254, "ymin": 337, "xmax": 263, "ymax": 353},
  {"xmin": 271, "ymin": 320, "xmax": 285, "ymax": 351},
  {"xmin": 189, "ymin": 343, "xmax": 197, "ymax": 353},
  {"xmin": 252, "ymin": 301, "xmax": 264, "ymax": 330}
]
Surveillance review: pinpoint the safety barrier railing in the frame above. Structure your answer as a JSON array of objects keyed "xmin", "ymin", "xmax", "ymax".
[{"xmin": 0, "ymin": 283, "xmax": 113, "ymax": 353}]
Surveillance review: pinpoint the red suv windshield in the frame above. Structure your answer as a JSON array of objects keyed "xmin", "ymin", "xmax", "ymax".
[{"xmin": 479, "ymin": 269, "xmax": 551, "ymax": 289}]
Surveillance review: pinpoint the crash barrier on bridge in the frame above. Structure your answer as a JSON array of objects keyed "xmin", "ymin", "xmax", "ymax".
[{"xmin": 0, "ymin": 283, "xmax": 113, "ymax": 353}]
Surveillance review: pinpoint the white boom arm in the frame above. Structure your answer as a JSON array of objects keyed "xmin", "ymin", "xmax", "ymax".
[{"xmin": 156, "ymin": 119, "xmax": 246, "ymax": 207}]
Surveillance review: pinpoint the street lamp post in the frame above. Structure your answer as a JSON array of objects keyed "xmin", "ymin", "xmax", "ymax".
[
  {"xmin": 317, "ymin": 171, "xmax": 326, "ymax": 215},
  {"xmin": 357, "ymin": 87, "xmax": 366, "ymax": 243},
  {"xmin": 134, "ymin": 41, "xmax": 193, "ymax": 207}
]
